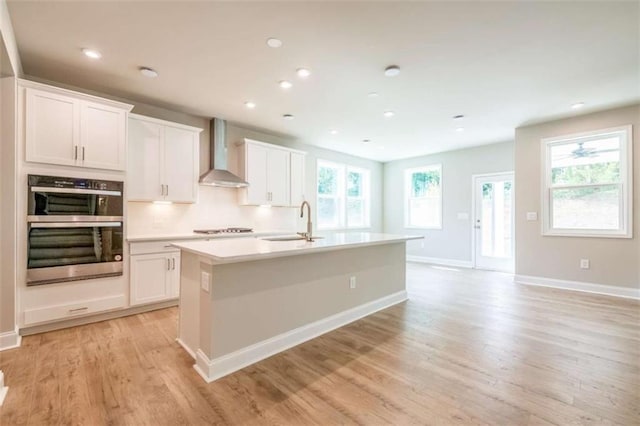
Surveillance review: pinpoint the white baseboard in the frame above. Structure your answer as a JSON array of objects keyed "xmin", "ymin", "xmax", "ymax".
[
  {"xmin": 0, "ymin": 370, "xmax": 7, "ymax": 405},
  {"xmin": 193, "ymin": 290, "xmax": 408, "ymax": 383},
  {"xmin": 176, "ymin": 338, "xmax": 196, "ymax": 359},
  {"xmin": 515, "ymin": 274, "xmax": 640, "ymax": 300},
  {"xmin": 407, "ymin": 255, "xmax": 473, "ymax": 268},
  {"xmin": 0, "ymin": 329, "xmax": 21, "ymax": 351}
]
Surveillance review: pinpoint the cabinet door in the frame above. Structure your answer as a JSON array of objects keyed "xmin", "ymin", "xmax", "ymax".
[
  {"xmin": 127, "ymin": 118, "xmax": 163, "ymax": 201},
  {"xmin": 163, "ymin": 125, "xmax": 198, "ymax": 203},
  {"xmin": 80, "ymin": 101, "xmax": 127, "ymax": 170},
  {"xmin": 130, "ymin": 253, "xmax": 173, "ymax": 306},
  {"xmin": 290, "ymin": 152, "xmax": 306, "ymax": 207},
  {"xmin": 25, "ymin": 88, "xmax": 79, "ymax": 166},
  {"xmin": 267, "ymin": 148, "xmax": 290, "ymax": 206},
  {"xmin": 245, "ymin": 143, "xmax": 269, "ymax": 205},
  {"xmin": 169, "ymin": 252, "xmax": 181, "ymax": 298}
]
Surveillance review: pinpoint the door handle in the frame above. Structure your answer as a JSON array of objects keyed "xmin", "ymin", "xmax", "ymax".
[{"xmin": 474, "ymin": 225, "xmax": 481, "ymax": 229}]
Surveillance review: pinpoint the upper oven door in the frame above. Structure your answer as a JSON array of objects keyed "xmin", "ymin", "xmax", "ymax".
[{"xmin": 28, "ymin": 176, "xmax": 123, "ymax": 222}]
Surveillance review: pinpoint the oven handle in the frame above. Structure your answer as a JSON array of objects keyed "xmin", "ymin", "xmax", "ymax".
[
  {"xmin": 30, "ymin": 222, "xmax": 122, "ymax": 229},
  {"xmin": 28, "ymin": 215, "xmax": 123, "ymax": 223},
  {"xmin": 30, "ymin": 186, "xmax": 122, "ymax": 196}
]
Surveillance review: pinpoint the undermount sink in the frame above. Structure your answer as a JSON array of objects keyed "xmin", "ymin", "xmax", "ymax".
[
  {"xmin": 261, "ymin": 235, "xmax": 324, "ymax": 242},
  {"xmin": 261, "ymin": 235, "xmax": 306, "ymax": 241}
]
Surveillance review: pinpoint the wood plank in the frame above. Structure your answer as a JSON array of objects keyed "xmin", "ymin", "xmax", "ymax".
[{"xmin": 1, "ymin": 263, "xmax": 638, "ymax": 425}]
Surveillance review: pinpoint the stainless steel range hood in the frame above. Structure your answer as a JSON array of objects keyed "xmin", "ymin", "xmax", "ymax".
[{"xmin": 199, "ymin": 118, "xmax": 249, "ymax": 187}]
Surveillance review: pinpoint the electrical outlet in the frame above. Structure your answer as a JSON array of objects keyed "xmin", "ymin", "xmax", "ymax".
[
  {"xmin": 580, "ymin": 259, "xmax": 590, "ymax": 269},
  {"xmin": 349, "ymin": 276, "xmax": 356, "ymax": 289},
  {"xmin": 526, "ymin": 212, "xmax": 538, "ymax": 221},
  {"xmin": 201, "ymin": 271, "xmax": 211, "ymax": 292}
]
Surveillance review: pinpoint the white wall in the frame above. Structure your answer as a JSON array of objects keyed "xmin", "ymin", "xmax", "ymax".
[
  {"xmin": 384, "ymin": 141, "xmax": 514, "ymax": 264},
  {"xmin": 0, "ymin": 0, "xmax": 20, "ymax": 353},
  {"xmin": 515, "ymin": 104, "xmax": 639, "ymax": 290}
]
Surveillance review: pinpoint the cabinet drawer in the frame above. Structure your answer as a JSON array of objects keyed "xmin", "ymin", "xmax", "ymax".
[
  {"xmin": 130, "ymin": 240, "xmax": 182, "ymax": 255},
  {"xmin": 23, "ymin": 294, "xmax": 126, "ymax": 325}
]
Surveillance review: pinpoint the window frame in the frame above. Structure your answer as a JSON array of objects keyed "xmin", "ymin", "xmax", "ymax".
[
  {"xmin": 541, "ymin": 125, "xmax": 633, "ymax": 238},
  {"xmin": 316, "ymin": 160, "xmax": 371, "ymax": 230},
  {"xmin": 404, "ymin": 164, "xmax": 443, "ymax": 230}
]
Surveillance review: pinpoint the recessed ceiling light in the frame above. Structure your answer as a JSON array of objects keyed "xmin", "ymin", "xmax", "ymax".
[
  {"xmin": 266, "ymin": 38, "xmax": 282, "ymax": 48},
  {"xmin": 571, "ymin": 102, "xmax": 585, "ymax": 109},
  {"xmin": 283, "ymin": 114, "xmax": 294, "ymax": 120},
  {"xmin": 82, "ymin": 48, "xmax": 101, "ymax": 59},
  {"xmin": 296, "ymin": 68, "xmax": 311, "ymax": 78},
  {"xmin": 384, "ymin": 65, "xmax": 400, "ymax": 77},
  {"xmin": 279, "ymin": 80, "xmax": 293, "ymax": 89},
  {"xmin": 362, "ymin": 139, "xmax": 371, "ymax": 143},
  {"xmin": 383, "ymin": 110, "xmax": 395, "ymax": 118},
  {"xmin": 330, "ymin": 129, "xmax": 338, "ymax": 135},
  {"xmin": 453, "ymin": 114, "xmax": 464, "ymax": 120},
  {"xmin": 244, "ymin": 101, "xmax": 256, "ymax": 109},
  {"xmin": 455, "ymin": 127, "xmax": 465, "ymax": 132},
  {"xmin": 139, "ymin": 67, "xmax": 158, "ymax": 78},
  {"xmin": 368, "ymin": 92, "xmax": 379, "ymax": 98}
]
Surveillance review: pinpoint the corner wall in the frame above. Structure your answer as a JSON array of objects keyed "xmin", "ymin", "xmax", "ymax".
[
  {"xmin": 384, "ymin": 141, "xmax": 514, "ymax": 265},
  {"xmin": 514, "ymin": 104, "xmax": 640, "ymax": 292}
]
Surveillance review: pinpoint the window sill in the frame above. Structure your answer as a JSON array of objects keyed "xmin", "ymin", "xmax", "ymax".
[{"xmin": 543, "ymin": 230, "xmax": 631, "ymax": 239}]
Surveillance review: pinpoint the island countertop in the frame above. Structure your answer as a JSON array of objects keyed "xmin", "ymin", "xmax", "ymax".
[{"xmin": 171, "ymin": 232, "xmax": 423, "ymax": 264}]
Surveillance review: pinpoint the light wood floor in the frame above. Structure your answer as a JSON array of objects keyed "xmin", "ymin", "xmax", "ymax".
[{"xmin": 1, "ymin": 263, "xmax": 638, "ymax": 425}]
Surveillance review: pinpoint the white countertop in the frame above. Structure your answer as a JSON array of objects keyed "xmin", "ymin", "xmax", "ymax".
[
  {"xmin": 171, "ymin": 232, "xmax": 423, "ymax": 264},
  {"xmin": 127, "ymin": 230, "xmax": 290, "ymax": 243}
]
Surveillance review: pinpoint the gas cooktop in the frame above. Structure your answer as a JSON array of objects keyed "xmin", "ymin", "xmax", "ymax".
[{"xmin": 193, "ymin": 227, "xmax": 253, "ymax": 235}]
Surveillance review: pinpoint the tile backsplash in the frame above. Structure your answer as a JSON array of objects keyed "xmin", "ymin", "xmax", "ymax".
[{"xmin": 126, "ymin": 185, "xmax": 298, "ymax": 236}]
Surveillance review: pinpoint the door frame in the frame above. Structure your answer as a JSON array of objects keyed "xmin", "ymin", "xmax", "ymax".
[{"xmin": 471, "ymin": 171, "xmax": 515, "ymax": 272}]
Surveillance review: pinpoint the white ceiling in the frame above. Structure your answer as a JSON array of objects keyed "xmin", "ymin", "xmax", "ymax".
[{"xmin": 6, "ymin": 1, "xmax": 640, "ymax": 162}]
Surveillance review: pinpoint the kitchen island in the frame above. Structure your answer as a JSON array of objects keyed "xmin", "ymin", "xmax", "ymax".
[{"xmin": 172, "ymin": 232, "xmax": 422, "ymax": 382}]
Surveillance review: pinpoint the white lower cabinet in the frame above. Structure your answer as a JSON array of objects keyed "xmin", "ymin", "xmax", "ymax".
[{"xmin": 129, "ymin": 243, "xmax": 180, "ymax": 306}]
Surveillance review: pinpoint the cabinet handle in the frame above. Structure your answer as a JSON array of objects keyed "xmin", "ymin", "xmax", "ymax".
[
  {"xmin": 74, "ymin": 146, "xmax": 78, "ymax": 160},
  {"xmin": 82, "ymin": 147, "xmax": 85, "ymax": 161},
  {"xmin": 172, "ymin": 257, "xmax": 176, "ymax": 270},
  {"xmin": 167, "ymin": 258, "xmax": 171, "ymax": 271},
  {"xmin": 166, "ymin": 185, "xmax": 169, "ymax": 196},
  {"xmin": 69, "ymin": 307, "xmax": 88, "ymax": 314}
]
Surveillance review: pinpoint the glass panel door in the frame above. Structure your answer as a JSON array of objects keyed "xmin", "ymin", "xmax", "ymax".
[{"xmin": 473, "ymin": 173, "xmax": 514, "ymax": 272}]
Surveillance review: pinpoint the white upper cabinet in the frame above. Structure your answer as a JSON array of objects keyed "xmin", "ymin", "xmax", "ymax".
[
  {"xmin": 80, "ymin": 101, "xmax": 127, "ymax": 170},
  {"xmin": 127, "ymin": 114, "xmax": 201, "ymax": 203},
  {"xmin": 290, "ymin": 151, "xmax": 306, "ymax": 206},
  {"xmin": 238, "ymin": 139, "xmax": 306, "ymax": 207},
  {"xmin": 127, "ymin": 117, "xmax": 163, "ymax": 200},
  {"xmin": 22, "ymin": 80, "xmax": 133, "ymax": 170}
]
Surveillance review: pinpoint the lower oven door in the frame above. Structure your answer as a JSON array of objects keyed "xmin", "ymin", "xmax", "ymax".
[{"xmin": 27, "ymin": 221, "xmax": 123, "ymax": 286}]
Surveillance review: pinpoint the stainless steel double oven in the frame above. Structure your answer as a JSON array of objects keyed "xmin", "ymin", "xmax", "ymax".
[{"xmin": 27, "ymin": 175, "xmax": 124, "ymax": 285}]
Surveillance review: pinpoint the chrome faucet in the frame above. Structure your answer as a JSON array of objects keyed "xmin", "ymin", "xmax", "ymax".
[{"xmin": 298, "ymin": 201, "xmax": 313, "ymax": 241}]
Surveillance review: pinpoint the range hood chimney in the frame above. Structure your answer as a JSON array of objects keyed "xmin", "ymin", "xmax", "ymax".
[{"xmin": 199, "ymin": 118, "xmax": 249, "ymax": 187}]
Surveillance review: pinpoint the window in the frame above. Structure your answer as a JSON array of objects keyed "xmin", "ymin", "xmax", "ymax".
[
  {"xmin": 405, "ymin": 165, "xmax": 442, "ymax": 229},
  {"xmin": 317, "ymin": 160, "xmax": 370, "ymax": 229},
  {"xmin": 542, "ymin": 125, "xmax": 632, "ymax": 238}
]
